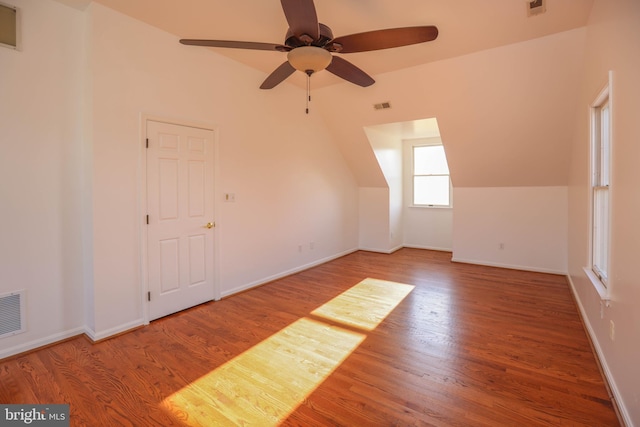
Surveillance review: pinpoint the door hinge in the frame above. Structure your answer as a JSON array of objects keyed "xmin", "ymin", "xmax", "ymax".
[
  {"xmin": 147, "ymin": 291, "xmax": 151, "ymax": 301},
  {"xmin": 146, "ymin": 215, "xmax": 149, "ymax": 224},
  {"xmin": 146, "ymin": 138, "xmax": 149, "ymax": 148}
]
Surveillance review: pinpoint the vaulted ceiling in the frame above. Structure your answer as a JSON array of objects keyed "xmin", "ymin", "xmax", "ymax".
[
  {"xmin": 57, "ymin": 0, "xmax": 593, "ymax": 89},
  {"xmin": 54, "ymin": 0, "xmax": 595, "ymax": 188}
]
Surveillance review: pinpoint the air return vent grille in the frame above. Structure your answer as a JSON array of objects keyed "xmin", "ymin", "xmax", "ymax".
[
  {"xmin": 527, "ymin": 0, "xmax": 546, "ymax": 17},
  {"xmin": 0, "ymin": 290, "xmax": 26, "ymax": 338},
  {"xmin": 0, "ymin": 2, "xmax": 20, "ymax": 50},
  {"xmin": 374, "ymin": 102, "xmax": 392, "ymax": 110}
]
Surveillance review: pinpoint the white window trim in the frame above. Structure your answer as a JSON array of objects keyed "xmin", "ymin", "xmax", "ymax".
[
  {"xmin": 585, "ymin": 71, "xmax": 613, "ymax": 303},
  {"xmin": 411, "ymin": 142, "xmax": 452, "ymax": 209},
  {"xmin": 583, "ymin": 267, "xmax": 610, "ymax": 304}
]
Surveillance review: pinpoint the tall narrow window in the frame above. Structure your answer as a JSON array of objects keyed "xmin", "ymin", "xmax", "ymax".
[
  {"xmin": 413, "ymin": 144, "xmax": 451, "ymax": 207},
  {"xmin": 591, "ymin": 84, "xmax": 611, "ymax": 287}
]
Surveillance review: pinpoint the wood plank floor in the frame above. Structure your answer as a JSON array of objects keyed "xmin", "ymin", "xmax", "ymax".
[{"xmin": 0, "ymin": 249, "xmax": 619, "ymax": 426}]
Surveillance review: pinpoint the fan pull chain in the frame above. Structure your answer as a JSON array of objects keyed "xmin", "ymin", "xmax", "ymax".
[
  {"xmin": 305, "ymin": 70, "xmax": 313, "ymax": 114},
  {"xmin": 306, "ymin": 70, "xmax": 312, "ymax": 114}
]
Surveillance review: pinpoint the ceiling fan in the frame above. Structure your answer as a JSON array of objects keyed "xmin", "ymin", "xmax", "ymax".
[{"xmin": 179, "ymin": 0, "xmax": 439, "ymax": 90}]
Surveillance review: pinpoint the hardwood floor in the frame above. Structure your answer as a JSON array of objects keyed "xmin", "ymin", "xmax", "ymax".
[{"xmin": 0, "ymin": 249, "xmax": 619, "ymax": 426}]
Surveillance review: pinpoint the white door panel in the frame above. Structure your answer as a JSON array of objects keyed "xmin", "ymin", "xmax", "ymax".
[{"xmin": 147, "ymin": 120, "xmax": 215, "ymax": 320}]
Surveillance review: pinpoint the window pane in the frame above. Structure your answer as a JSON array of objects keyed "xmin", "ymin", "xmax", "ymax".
[
  {"xmin": 600, "ymin": 103, "xmax": 610, "ymax": 186},
  {"xmin": 414, "ymin": 146, "xmax": 449, "ymax": 175},
  {"xmin": 591, "ymin": 93, "xmax": 610, "ymax": 287},
  {"xmin": 414, "ymin": 176, "xmax": 450, "ymax": 206},
  {"xmin": 593, "ymin": 187, "xmax": 609, "ymax": 282}
]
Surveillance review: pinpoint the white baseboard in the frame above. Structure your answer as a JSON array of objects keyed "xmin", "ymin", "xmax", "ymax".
[
  {"xmin": 2, "ymin": 248, "xmax": 361, "ymax": 358},
  {"xmin": 357, "ymin": 246, "xmax": 390, "ymax": 254},
  {"xmin": 0, "ymin": 327, "xmax": 86, "ymax": 360},
  {"xmin": 566, "ymin": 275, "xmax": 633, "ymax": 427},
  {"xmin": 0, "ymin": 318, "xmax": 149, "ymax": 360},
  {"xmin": 84, "ymin": 318, "xmax": 145, "ymax": 342},
  {"xmin": 403, "ymin": 244, "xmax": 453, "ymax": 253},
  {"xmin": 220, "ymin": 248, "xmax": 359, "ymax": 298},
  {"xmin": 358, "ymin": 245, "xmax": 404, "ymax": 254},
  {"xmin": 451, "ymin": 257, "xmax": 567, "ymax": 275},
  {"xmin": 388, "ymin": 244, "xmax": 404, "ymax": 253}
]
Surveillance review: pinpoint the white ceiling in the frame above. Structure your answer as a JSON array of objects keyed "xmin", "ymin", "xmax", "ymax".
[{"xmin": 57, "ymin": 0, "xmax": 594, "ymax": 89}]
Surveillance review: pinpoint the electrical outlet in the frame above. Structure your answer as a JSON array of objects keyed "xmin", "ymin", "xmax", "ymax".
[
  {"xmin": 309, "ymin": 242, "xmax": 315, "ymax": 250},
  {"xmin": 609, "ymin": 320, "xmax": 615, "ymax": 341},
  {"xmin": 499, "ymin": 243, "xmax": 505, "ymax": 250},
  {"xmin": 298, "ymin": 245, "xmax": 302, "ymax": 253}
]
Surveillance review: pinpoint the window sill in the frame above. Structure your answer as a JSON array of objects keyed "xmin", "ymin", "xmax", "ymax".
[
  {"xmin": 583, "ymin": 267, "xmax": 611, "ymax": 305},
  {"xmin": 409, "ymin": 205, "xmax": 452, "ymax": 210}
]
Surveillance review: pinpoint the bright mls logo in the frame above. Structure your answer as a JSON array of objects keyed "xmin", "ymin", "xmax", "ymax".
[{"xmin": 1, "ymin": 405, "xmax": 69, "ymax": 426}]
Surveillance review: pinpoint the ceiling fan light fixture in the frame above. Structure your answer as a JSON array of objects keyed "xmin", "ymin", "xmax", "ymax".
[
  {"xmin": 287, "ymin": 46, "xmax": 332, "ymax": 73},
  {"xmin": 180, "ymin": 0, "xmax": 438, "ymax": 89}
]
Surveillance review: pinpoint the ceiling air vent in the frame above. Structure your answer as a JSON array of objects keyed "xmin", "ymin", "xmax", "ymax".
[
  {"xmin": 527, "ymin": 0, "xmax": 546, "ymax": 17},
  {"xmin": 374, "ymin": 102, "xmax": 392, "ymax": 111}
]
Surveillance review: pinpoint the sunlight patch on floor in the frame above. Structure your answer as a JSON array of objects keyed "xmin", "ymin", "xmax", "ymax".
[
  {"xmin": 311, "ymin": 278, "xmax": 415, "ymax": 331},
  {"xmin": 161, "ymin": 278, "xmax": 414, "ymax": 426},
  {"xmin": 162, "ymin": 318, "xmax": 365, "ymax": 426}
]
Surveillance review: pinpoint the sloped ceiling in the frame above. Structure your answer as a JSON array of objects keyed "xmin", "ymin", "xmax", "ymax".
[
  {"xmin": 53, "ymin": 0, "xmax": 593, "ymax": 188},
  {"xmin": 73, "ymin": 0, "xmax": 593, "ymax": 89},
  {"xmin": 315, "ymin": 27, "xmax": 587, "ymax": 187}
]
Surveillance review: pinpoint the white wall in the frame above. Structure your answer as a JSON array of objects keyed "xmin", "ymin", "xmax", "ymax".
[
  {"xmin": 453, "ymin": 187, "xmax": 568, "ymax": 274},
  {"xmin": 0, "ymin": 0, "xmax": 359, "ymax": 353},
  {"xmin": 402, "ymin": 137, "xmax": 453, "ymax": 251},
  {"xmin": 567, "ymin": 0, "xmax": 640, "ymax": 424},
  {"xmin": 316, "ymin": 28, "xmax": 585, "ymax": 274},
  {"xmin": 358, "ymin": 187, "xmax": 390, "ymax": 252},
  {"xmin": 0, "ymin": 0, "xmax": 86, "ymax": 358},
  {"xmin": 359, "ymin": 127, "xmax": 454, "ymax": 254},
  {"xmin": 363, "ymin": 127, "xmax": 403, "ymax": 252},
  {"xmin": 87, "ymin": 3, "xmax": 359, "ymax": 336},
  {"xmin": 316, "ymin": 28, "xmax": 586, "ymax": 189}
]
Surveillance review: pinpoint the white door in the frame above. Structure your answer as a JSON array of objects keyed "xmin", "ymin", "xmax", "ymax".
[{"xmin": 146, "ymin": 120, "xmax": 216, "ymax": 321}]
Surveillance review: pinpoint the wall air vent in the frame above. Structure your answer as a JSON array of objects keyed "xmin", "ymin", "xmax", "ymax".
[
  {"xmin": 527, "ymin": 0, "xmax": 546, "ymax": 17},
  {"xmin": 0, "ymin": 290, "xmax": 26, "ymax": 339},
  {"xmin": 0, "ymin": 1, "xmax": 20, "ymax": 50},
  {"xmin": 374, "ymin": 102, "xmax": 392, "ymax": 111}
]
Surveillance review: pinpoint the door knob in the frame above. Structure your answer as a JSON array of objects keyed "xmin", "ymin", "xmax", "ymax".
[{"xmin": 206, "ymin": 222, "xmax": 215, "ymax": 229}]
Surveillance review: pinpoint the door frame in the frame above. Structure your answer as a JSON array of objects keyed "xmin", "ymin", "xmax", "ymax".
[{"xmin": 139, "ymin": 114, "xmax": 221, "ymax": 324}]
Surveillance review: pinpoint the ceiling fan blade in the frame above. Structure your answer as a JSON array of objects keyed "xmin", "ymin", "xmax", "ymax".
[
  {"xmin": 331, "ymin": 26, "xmax": 438, "ymax": 53},
  {"xmin": 260, "ymin": 61, "xmax": 296, "ymax": 89},
  {"xmin": 280, "ymin": 0, "xmax": 319, "ymax": 40},
  {"xmin": 180, "ymin": 39, "xmax": 289, "ymax": 52},
  {"xmin": 326, "ymin": 56, "xmax": 375, "ymax": 87}
]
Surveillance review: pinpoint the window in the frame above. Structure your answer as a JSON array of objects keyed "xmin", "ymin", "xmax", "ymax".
[
  {"xmin": 412, "ymin": 144, "xmax": 451, "ymax": 207},
  {"xmin": 590, "ymin": 82, "xmax": 611, "ymax": 288}
]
